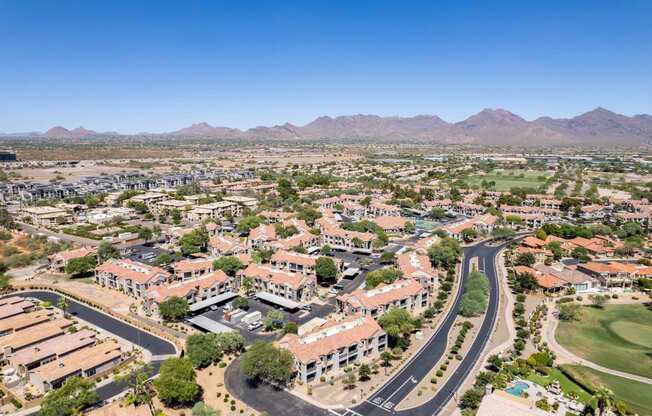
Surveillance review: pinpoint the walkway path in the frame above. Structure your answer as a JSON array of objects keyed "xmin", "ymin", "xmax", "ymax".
[{"xmin": 543, "ymin": 306, "xmax": 652, "ymax": 385}]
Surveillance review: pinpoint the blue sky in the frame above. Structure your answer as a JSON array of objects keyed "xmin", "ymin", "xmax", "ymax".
[{"xmin": 1, "ymin": 0, "xmax": 651, "ymax": 133}]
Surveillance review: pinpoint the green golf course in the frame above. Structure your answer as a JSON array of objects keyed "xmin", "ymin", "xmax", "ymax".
[{"xmin": 556, "ymin": 304, "xmax": 652, "ymax": 379}]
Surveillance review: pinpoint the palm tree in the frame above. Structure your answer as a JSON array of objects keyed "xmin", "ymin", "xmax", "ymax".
[
  {"xmin": 116, "ymin": 363, "xmax": 154, "ymax": 414},
  {"xmin": 590, "ymin": 386, "xmax": 615, "ymax": 416},
  {"xmin": 58, "ymin": 296, "xmax": 70, "ymax": 318}
]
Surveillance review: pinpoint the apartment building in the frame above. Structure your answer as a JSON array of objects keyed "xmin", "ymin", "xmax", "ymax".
[
  {"xmin": 19, "ymin": 206, "xmax": 72, "ymax": 227},
  {"xmin": 336, "ymin": 279, "xmax": 429, "ymax": 318},
  {"xmin": 187, "ymin": 201, "xmax": 237, "ymax": 222},
  {"xmin": 396, "ymin": 251, "xmax": 439, "ymax": 289},
  {"xmin": 367, "ymin": 200, "xmax": 401, "ymax": 217},
  {"xmin": 241, "ymin": 263, "xmax": 316, "ymax": 303},
  {"xmin": 222, "ymin": 195, "xmax": 259, "ymax": 215},
  {"xmin": 173, "ymin": 258, "xmax": 215, "ymax": 280},
  {"xmin": 209, "ymin": 235, "xmax": 247, "ymax": 257},
  {"xmin": 278, "ymin": 315, "xmax": 387, "ymax": 383},
  {"xmin": 248, "ymin": 224, "xmax": 277, "ymax": 249},
  {"xmin": 95, "ymin": 258, "xmax": 171, "ymax": 298},
  {"xmin": 372, "ymin": 216, "xmax": 409, "ymax": 233},
  {"xmin": 270, "ymin": 250, "xmax": 343, "ymax": 276},
  {"xmin": 320, "ymin": 225, "xmax": 374, "ymax": 254},
  {"xmin": 442, "ymin": 214, "xmax": 498, "ymax": 240},
  {"xmin": 29, "ymin": 341, "xmax": 123, "ymax": 393},
  {"xmin": 145, "ymin": 270, "xmax": 234, "ymax": 314}
]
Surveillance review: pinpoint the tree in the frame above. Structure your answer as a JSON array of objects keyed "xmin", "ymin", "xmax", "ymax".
[
  {"xmin": 590, "ymin": 294, "xmax": 608, "ymax": 309},
  {"xmin": 571, "ymin": 246, "xmax": 591, "ymax": 262},
  {"xmin": 380, "ymin": 251, "xmax": 396, "ymax": 264},
  {"xmin": 404, "ymin": 222, "xmax": 416, "ymax": 234},
  {"xmin": 158, "ymin": 297, "xmax": 189, "ymax": 321},
  {"xmin": 461, "ymin": 228, "xmax": 478, "ymax": 242},
  {"xmin": 138, "ymin": 227, "xmax": 153, "ymax": 243},
  {"xmin": 252, "ymin": 247, "xmax": 274, "ymax": 264},
  {"xmin": 460, "ymin": 388, "xmax": 484, "ymax": 410},
  {"xmin": 241, "ymin": 341, "xmax": 294, "ymax": 385},
  {"xmin": 186, "ymin": 333, "xmax": 223, "ymax": 368},
  {"xmin": 427, "ymin": 237, "xmax": 462, "ymax": 270},
  {"xmin": 0, "ymin": 207, "xmax": 16, "ymax": 229},
  {"xmin": 155, "ymin": 253, "xmax": 173, "ymax": 266},
  {"xmin": 192, "ymin": 402, "xmax": 219, "ymax": 416},
  {"xmin": 358, "ymin": 363, "xmax": 371, "ymax": 381},
  {"xmin": 236, "ymin": 215, "xmax": 264, "ymax": 233},
  {"xmin": 315, "ymin": 257, "xmax": 338, "ymax": 286},
  {"xmin": 116, "ymin": 363, "xmax": 154, "ymax": 414},
  {"xmin": 232, "ymin": 296, "xmax": 249, "ymax": 310},
  {"xmin": 557, "ymin": 303, "xmax": 581, "ymax": 321},
  {"xmin": 97, "ymin": 241, "xmax": 120, "ymax": 262},
  {"xmin": 213, "ymin": 256, "xmax": 245, "ymax": 277},
  {"xmin": 491, "ymin": 227, "xmax": 515, "ymax": 240},
  {"xmin": 343, "ymin": 372, "xmax": 357, "ymax": 390},
  {"xmin": 64, "ymin": 255, "xmax": 97, "ymax": 276},
  {"xmin": 378, "ymin": 308, "xmax": 416, "ymax": 340},
  {"xmin": 283, "ymin": 322, "xmax": 298, "ymax": 335},
  {"xmin": 516, "ymin": 272, "xmax": 538, "ymax": 292},
  {"xmin": 546, "ymin": 241, "xmax": 563, "ymax": 260},
  {"xmin": 320, "ymin": 244, "xmax": 332, "ymax": 256},
  {"xmin": 459, "ymin": 271, "xmax": 489, "ymax": 317},
  {"xmin": 153, "ymin": 357, "xmax": 201, "ymax": 407},
  {"xmin": 170, "ymin": 208, "xmax": 182, "ymax": 224},
  {"xmin": 351, "ymin": 236, "xmax": 364, "ymax": 248},
  {"xmin": 515, "ymin": 252, "xmax": 536, "ymax": 267},
  {"xmin": 264, "ymin": 310, "xmax": 284, "ymax": 331},
  {"xmin": 179, "ymin": 229, "xmax": 209, "ymax": 255},
  {"xmin": 429, "ymin": 207, "xmax": 446, "ymax": 220},
  {"xmin": 40, "ymin": 376, "xmax": 98, "ymax": 416},
  {"xmin": 380, "ymin": 351, "xmax": 392, "ymax": 374},
  {"xmin": 590, "ymin": 387, "xmax": 615, "ymax": 416},
  {"xmin": 365, "ymin": 267, "xmax": 402, "ymax": 289},
  {"xmin": 58, "ymin": 296, "xmax": 70, "ymax": 317}
]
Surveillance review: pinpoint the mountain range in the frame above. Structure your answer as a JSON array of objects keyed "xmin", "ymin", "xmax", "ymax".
[{"xmin": 4, "ymin": 107, "xmax": 652, "ymax": 145}]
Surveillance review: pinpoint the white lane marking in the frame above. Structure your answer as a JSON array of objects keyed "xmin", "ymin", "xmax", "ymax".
[{"xmin": 380, "ymin": 375, "xmax": 417, "ymax": 407}]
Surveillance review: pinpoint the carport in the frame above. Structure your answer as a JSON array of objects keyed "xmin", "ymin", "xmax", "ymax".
[
  {"xmin": 255, "ymin": 292, "xmax": 301, "ymax": 310},
  {"xmin": 186, "ymin": 315, "xmax": 234, "ymax": 333},
  {"xmin": 342, "ymin": 267, "xmax": 360, "ymax": 278},
  {"xmin": 189, "ymin": 291, "xmax": 238, "ymax": 313}
]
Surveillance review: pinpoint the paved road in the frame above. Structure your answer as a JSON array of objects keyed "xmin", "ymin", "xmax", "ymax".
[
  {"xmin": 7, "ymin": 291, "xmax": 177, "ymax": 406},
  {"xmin": 350, "ymin": 242, "xmax": 502, "ymax": 416},
  {"xmin": 18, "ymin": 222, "xmax": 101, "ymax": 246},
  {"xmin": 224, "ymin": 241, "xmax": 506, "ymax": 416}
]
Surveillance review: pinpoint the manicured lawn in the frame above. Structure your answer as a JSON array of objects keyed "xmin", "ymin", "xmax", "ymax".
[
  {"xmin": 465, "ymin": 169, "xmax": 550, "ymax": 192},
  {"xmin": 561, "ymin": 365, "xmax": 652, "ymax": 416},
  {"xmin": 555, "ymin": 304, "xmax": 652, "ymax": 379},
  {"xmin": 526, "ymin": 367, "xmax": 592, "ymax": 403}
]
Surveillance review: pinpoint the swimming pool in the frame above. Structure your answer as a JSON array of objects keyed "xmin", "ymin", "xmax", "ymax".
[{"xmin": 505, "ymin": 381, "xmax": 529, "ymax": 397}]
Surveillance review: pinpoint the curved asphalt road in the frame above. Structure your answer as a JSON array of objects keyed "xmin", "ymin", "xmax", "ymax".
[
  {"xmin": 5, "ymin": 291, "xmax": 177, "ymax": 407},
  {"xmin": 225, "ymin": 241, "xmax": 505, "ymax": 416}
]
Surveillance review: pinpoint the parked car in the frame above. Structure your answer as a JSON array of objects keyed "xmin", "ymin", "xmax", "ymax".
[
  {"xmin": 247, "ymin": 321, "xmax": 263, "ymax": 331},
  {"xmin": 209, "ymin": 305, "xmax": 218, "ymax": 311},
  {"xmin": 301, "ymin": 304, "xmax": 312, "ymax": 311}
]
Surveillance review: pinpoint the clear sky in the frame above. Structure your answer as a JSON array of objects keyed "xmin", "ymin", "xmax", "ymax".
[{"xmin": 1, "ymin": 0, "xmax": 651, "ymax": 133}]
